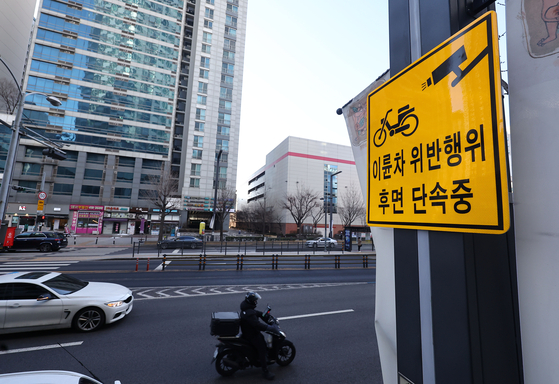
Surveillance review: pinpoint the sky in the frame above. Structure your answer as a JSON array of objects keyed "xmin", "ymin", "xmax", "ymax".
[
  {"xmin": 236, "ymin": 1, "xmax": 509, "ymax": 191},
  {"xmin": 236, "ymin": 0, "xmax": 390, "ymax": 189}
]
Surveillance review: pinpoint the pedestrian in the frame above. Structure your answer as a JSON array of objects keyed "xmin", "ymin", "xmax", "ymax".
[{"xmin": 357, "ymin": 237, "xmax": 362, "ymax": 251}]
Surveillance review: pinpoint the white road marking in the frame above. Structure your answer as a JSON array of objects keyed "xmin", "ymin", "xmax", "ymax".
[
  {"xmin": 278, "ymin": 309, "xmax": 354, "ymax": 320},
  {"xmin": 0, "ymin": 341, "xmax": 84, "ymax": 355}
]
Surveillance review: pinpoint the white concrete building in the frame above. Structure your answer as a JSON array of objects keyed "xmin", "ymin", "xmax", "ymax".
[{"xmin": 240, "ymin": 136, "xmax": 363, "ymax": 236}]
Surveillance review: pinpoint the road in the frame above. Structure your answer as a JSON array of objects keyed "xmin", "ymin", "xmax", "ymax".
[{"xmin": 0, "ymin": 249, "xmax": 382, "ymax": 383}]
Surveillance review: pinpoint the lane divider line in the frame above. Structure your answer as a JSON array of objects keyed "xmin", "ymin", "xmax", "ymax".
[
  {"xmin": 278, "ymin": 309, "xmax": 354, "ymax": 321},
  {"xmin": 0, "ymin": 341, "xmax": 84, "ymax": 355}
]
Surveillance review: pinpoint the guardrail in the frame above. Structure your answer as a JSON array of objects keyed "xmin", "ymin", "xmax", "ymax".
[{"xmin": 152, "ymin": 253, "xmax": 376, "ymax": 271}]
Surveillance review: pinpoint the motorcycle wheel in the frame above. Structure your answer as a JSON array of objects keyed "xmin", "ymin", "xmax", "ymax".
[
  {"xmin": 276, "ymin": 340, "xmax": 296, "ymax": 366},
  {"xmin": 215, "ymin": 350, "xmax": 240, "ymax": 377}
]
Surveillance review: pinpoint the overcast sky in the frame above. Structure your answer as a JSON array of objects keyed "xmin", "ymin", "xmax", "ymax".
[{"xmin": 236, "ymin": 0, "xmax": 390, "ymax": 188}]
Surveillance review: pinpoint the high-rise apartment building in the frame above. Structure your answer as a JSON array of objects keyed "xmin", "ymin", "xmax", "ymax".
[{"xmin": 5, "ymin": 0, "xmax": 247, "ymax": 235}]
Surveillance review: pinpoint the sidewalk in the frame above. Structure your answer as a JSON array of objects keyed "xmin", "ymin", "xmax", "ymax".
[{"xmin": 65, "ymin": 234, "xmax": 157, "ymax": 247}]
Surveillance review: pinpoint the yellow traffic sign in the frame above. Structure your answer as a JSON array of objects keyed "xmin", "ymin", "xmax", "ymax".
[
  {"xmin": 37, "ymin": 199, "xmax": 45, "ymax": 211},
  {"xmin": 367, "ymin": 11, "xmax": 509, "ymax": 234}
]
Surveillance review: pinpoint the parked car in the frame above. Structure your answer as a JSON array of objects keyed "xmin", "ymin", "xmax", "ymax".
[
  {"xmin": 305, "ymin": 237, "xmax": 338, "ymax": 248},
  {"xmin": 0, "ymin": 370, "xmax": 121, "ymax": 384},
  {"xmin": 158, "ymin": 235, "xmax": 203, "ymax": 249},
  {"xmin": 0, "ymin": 271, "xmax": 133, "ymax": 334},
  {"xmin": 7, "ymin": 231, "xmax": 68, "ymax": 252}
]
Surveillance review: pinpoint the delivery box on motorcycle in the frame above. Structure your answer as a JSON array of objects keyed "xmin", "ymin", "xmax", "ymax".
[{"xmin": 211, "ymin": 312, "xmax": 240, "ymax": 336}]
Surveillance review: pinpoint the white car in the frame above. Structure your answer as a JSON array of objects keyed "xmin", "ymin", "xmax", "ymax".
[
  {"xmin": 0, "ymin": 272, "xmax": 133, "ymax": 334},
  {"xmin": 0, "ymin": 370, "xmax": 121, "ymax": 384},
  {"xmin": 305, "ymin": 237, "xmax": 338, "ymax": 248}
]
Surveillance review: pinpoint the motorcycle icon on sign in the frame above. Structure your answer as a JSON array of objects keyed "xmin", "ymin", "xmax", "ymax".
[{"xmin": 373, "ymin": 105, "xmax": 419, "ymax": 147}]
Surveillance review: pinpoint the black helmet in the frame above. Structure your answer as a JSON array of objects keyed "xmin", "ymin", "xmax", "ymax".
[{"xmin": 245, "ymin": 292, "xmax": 261, "ymax": 305}]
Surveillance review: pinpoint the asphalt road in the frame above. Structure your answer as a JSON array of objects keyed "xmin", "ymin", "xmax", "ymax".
[{"xmin": 0, "ymin": 272, "xmax": 382, "ymax": 384}]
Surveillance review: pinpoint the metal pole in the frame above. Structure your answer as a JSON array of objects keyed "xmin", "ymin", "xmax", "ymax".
[
  {"xmin": 329, "ymin": 171, "xmax": 342, "ymax": 239},
  {"xmin": 211, "ymin": 150, "xmax": 222, "ymax": 239}
]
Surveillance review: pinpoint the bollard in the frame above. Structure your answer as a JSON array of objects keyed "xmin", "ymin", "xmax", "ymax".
[
  {"xmin": 131, "ymin": 236, "xmax": 133, "ymax": 244},
  {"xmin": 73, "ymin": 236, "xmax": 76, "ymax": 245},
  {"xmin": 162, "ymin": 255, "xmax": 166, "ymax": 271},
  {"xmin": 203, "ymin": 254, "xmax": 206, "ymax": 270},
  {"xmin": 113, "ymin": 237, "xmax": 115, "ymax": 245},
  {"xmin": 95, "ymin": 237, "xmax": 98, "ymax": 245},
  {"xmin": 135, "ymin": 258, "xmax": 138, "ymax": 272},
  {"xmin": 240, "ymin": 254, "xmax": 244, "ymax": 270},
  {"xmin": 363, "ymin": 255, "xmax": 368, "ymax": 268},
  {"xmin": 199, "ymin": 254, "xmax": 203, "ymax": 270},
  {"xmin": 236, "ymin": 254, "xmax": 240, "ymax": 270},
  {"xmin": 146, "ymin": 258, "xmax": 150, "ymax": 271}
]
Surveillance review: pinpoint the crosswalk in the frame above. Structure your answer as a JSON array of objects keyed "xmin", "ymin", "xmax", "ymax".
[{"xmin": 0, "ymin": 261, "xmax": 80, "ymax": 275}]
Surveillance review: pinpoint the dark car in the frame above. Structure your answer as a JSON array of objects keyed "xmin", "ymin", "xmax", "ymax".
[
  {"xmin": 9, "ymin": 231, "xmax": 68, "ymax": 252},
  {"xmin": 158, "ymin": 236, "xmax": 203, "ymax": 249}
]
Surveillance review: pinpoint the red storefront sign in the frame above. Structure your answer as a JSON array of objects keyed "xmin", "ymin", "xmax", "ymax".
[{"xmin": 3, "ymin": 227, "xmax": 16, "ymax": 247}]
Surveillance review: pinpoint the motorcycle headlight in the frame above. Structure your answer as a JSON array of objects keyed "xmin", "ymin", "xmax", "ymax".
[{"xmin": 105, "ymin": 300, "xmax": 124, "ymax": 308}]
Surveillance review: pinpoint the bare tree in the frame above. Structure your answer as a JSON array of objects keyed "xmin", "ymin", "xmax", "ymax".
[
  {"xmin": 310, "ymin": 204, "xmax": 325, "ymax": 235},
  {"xmin": 338, "ymin": 183, "xmax": 366, "ymax": 227},
  {"xmin": 140, "ymin": 165, "xmax": 180, "ymax": 242},
  {"xmin": 0, "ymin": 78, "xmax": 19, "ymax": 114},
  {"xmin": 212, "ymin": 187, "xmax": 236, "ymax": 240},
  {"xmin": 282, "ymin": 184, "xmax": 320, "ymax": 236}
]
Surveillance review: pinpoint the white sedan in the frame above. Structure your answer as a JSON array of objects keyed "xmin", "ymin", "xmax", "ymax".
[
  {"xmin": 0, "ymin": 272, "xmax": 133, "ymax": 334},
  {"xmin": 0, "ymin": 370, "xmax": 121, "ymax": 384},
  {"xmin": 305, "ymin": 237, "xmax": 338, "ymax": 248}
]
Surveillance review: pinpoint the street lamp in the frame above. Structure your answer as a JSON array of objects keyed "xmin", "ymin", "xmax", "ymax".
[
  {"xmin": 0, "ymin": 57, "xmax": 62, "ymax": 225},
  {"xmin": 320, "ymin": 197, "xmax": 327, "ymax": 252},
  {"xmin": 329, "ymin": 170, "xmax": 342, "ymax": 238}
]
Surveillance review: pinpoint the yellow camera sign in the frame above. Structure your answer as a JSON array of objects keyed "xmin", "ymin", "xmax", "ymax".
[{"xmin": 367, "ymin": 11, "xmax": 509, "ymax": 234}]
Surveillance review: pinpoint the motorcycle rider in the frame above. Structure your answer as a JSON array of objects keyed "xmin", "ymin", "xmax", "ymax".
[{"xmin": 240, "ymin": 292, "xmax": 279, "ymax": 380}]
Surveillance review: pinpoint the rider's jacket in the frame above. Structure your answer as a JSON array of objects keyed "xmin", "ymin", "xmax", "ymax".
[{"xmin": 240, "ymin": 300, "xmax": 268, "ymax": 339}]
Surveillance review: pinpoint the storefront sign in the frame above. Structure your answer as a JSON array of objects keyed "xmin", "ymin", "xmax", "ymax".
[
  {"xmin": 70, "ymin": 204, "xmax": 104, "ymax": 211},
  {"xmin": 105, "ymin": 206, "xmax": 129, "ymax": 212}
]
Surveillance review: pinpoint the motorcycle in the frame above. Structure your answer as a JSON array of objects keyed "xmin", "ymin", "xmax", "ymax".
[{"xmin": 211, "ymin": 306, "xmax": 296, "ymax": 377}]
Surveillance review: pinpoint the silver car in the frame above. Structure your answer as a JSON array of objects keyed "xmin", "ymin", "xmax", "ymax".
[
  {"xmin": 305, "ymin": 237, "xmax": 338, "ymax": 248},
  {"xmin": 0, "ymin": 272, "xmax": 133, "ymax": 334}
]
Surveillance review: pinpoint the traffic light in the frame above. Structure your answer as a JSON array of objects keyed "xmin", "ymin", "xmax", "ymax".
[
  {"xmin": 41, "ymin": 215, "xmax": 45, "ymax": 220},
  {"xmin": 11, "ymin": 185, "xmax": 25, "ymax": 191},
  {"xmin": 42, "ymin": 147, "xmax": 67, "ymax": 160}
]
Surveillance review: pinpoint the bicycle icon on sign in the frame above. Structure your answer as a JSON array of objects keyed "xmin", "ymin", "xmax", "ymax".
[{"xmin": 373, "ymin": 104, "xmax": 419, "ymax": 147}]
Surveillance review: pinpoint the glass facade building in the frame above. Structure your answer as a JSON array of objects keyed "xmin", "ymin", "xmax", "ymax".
[{"xmin": 6, "ymin": 0, "xmax": 247, "ymax": 235}]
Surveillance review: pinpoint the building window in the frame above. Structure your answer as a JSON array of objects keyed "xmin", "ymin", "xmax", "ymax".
[
  {"xmin": 142, "ymin": 159, "xmax": 163, "ymax": 170},
  {"xmin": 198, "ymin": 82, "xmax": 208, "ymax": 94},
  {"xmin": 220, "ymin": 86, "xmax": 233, "ymax": 99},
  {"xmin": 205, "ymin": 8, "xmax": 214, "ymax": 19},
  {"xmin": 22, "ymin": 163, "xmax": 41, "ymax": 176},
  {"xmin": 193, "ymin": 136, "xmax": 204, "ymax": 147},
  {"xmin": 114, "ymin": 188, "xmax": 132, "ymax": 198},
  {"xmin": 222, "ymin": 63, "xmax": 235, "ymax": 75},
  {"xmin": 191, "ymin": 164, "xmax": 201, "ymax": 176},
  {"xmin": 225, "ymin": 26, "xmax": 236, "ymax": 38},
  {"xmin": 217, "ymin": 139, "xmax": 229, "ymax": 151},
  {"xmin": 116, "ymin": 172, "xmax": 134, "ymax": 183},
  {"xmin": 227, "ymin": 4, "xmax": 238, "ymax": 14},
  {"xmin": 200, "ymin": 56, "xmax": 210, "ymax": 69},
  {"xmin": 218, "ymin": 113, "xmax": 231, "ymax": 125},
  {"xmin": 195, "ymin": 122, "xmax": 205, "ymax": 132},
  {"xmin": 84, "ymin": 169, "xmax": 103, "ymax": 180},
  {"xmin": 223, "ymin": 51, "xmax": 235, "ymax": 61},
  {"xmin": 203, "ymin": 32, "xmax": 212, "ymax": 44},
  {"xmin": 217, "ymin": 126, "xmax": 230, "ymax": 136},
  {"xmin": 197, "ymin": 95, "xmax": 207, "ymax": 105},
  {"xmin": 218, "ymin": 166, "xmax": 227, "ymax": 178},
  {"xmin": 202, "ymin": 44, "xmax": 211, "ymax": 54},
  {"xmin": 219, "ymin": 100, "xmax": 232, "ymax": 111},
  {"xmin": 140, "ymin": 174, "xmax": 159, "ymax": 184},
  {"xmin": 226, "ymin": 15, "xmax": 237, "ymax": 27},
  {"xmin": 81, "ymin": 185, "xmax": 100, "ymax": 197},
  {"xmin": 53, "ymin": 183, "xmax": 73, "ymax": 195},
  {"xmin": 193, "ymin": 149, "xmax": 203, "ymax": 159},
  {"xmin": 196, "ymin": 108, "xmax": 206, "ymax": 121},
  {"xmin": 25, "ymin": 147, "xmax": 44, "ymax": 158},
  {"xmin": 118, "ymin": 156, "xmax": 136, "ymax": 167},
  {"xmin": 86, "ymin": 153, "xmax": 105, "ymax": 164},
  {"xmin": 204, "ymin": 19, "xmax": 213, "ymax": 29},
  {"xmin": 206, "ymin": 0, "xmax": 214, "ymax": 4},
  {"xmin": 199, "ymin": 69, "xmax": 209, "ymax": 79},
  {"xmin": 56, "ymin": 166, "xmax": 76, "ymax": 178},
  {"xmin": 190, "ymin": 178, "xmax": 200, "ymax": 188},
  {"xmin": 224, "ymin": 39, "xmax": 236, "ymax": 51},
  {"xmin": 221, "ymin": 74, "xmax": 234, "ymax": 85}
]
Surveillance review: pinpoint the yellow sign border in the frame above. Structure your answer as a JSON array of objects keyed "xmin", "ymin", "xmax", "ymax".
[{"xmin": 366, "ymin": 11, "xmax": 509, "ymax": 234}]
